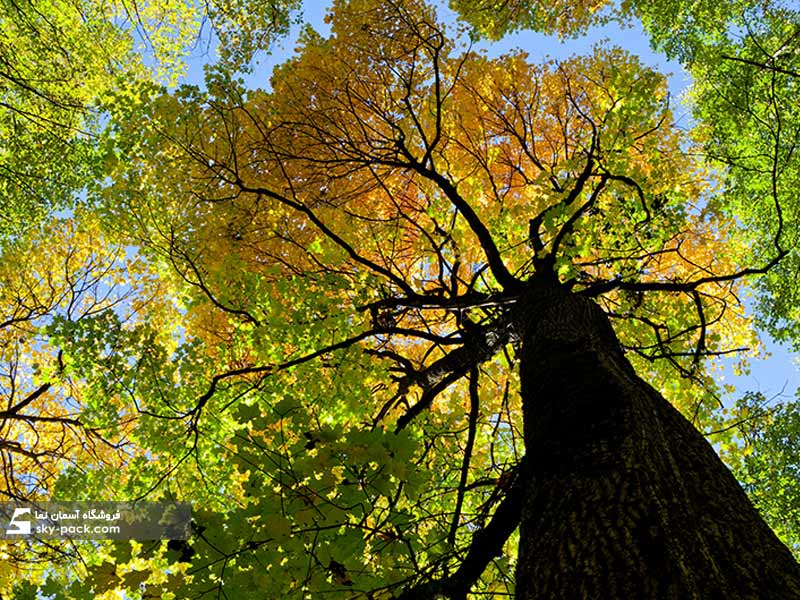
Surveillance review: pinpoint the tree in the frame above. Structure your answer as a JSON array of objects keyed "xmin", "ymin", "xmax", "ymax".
[
  {"xmin": 0, "ymin": 212, "xmax": 183, "ymax": 591},
  {"xmin": 0, "ymin": 0, "xmax": 301, "ymax": 241},
  {"xmin": 4, "ymin": 0, "xmax": 800, "ymax": 598},
  {"xmin": 456, "ymin": 0, "xmax": 800, "ymax": 559},
  {"xmin": 0, "ymin": 0, "xmax": 301, "ymax": 591}
]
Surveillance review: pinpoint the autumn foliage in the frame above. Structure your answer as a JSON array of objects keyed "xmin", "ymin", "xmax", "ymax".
[{"xmin": 1, "ymin": 0, "xmax": 799, "ymax": 597}]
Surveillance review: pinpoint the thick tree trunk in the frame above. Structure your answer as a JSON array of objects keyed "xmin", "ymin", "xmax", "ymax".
[{"xmin": 514, "ymin": 289, "xmax": 800, "ymax": 599}]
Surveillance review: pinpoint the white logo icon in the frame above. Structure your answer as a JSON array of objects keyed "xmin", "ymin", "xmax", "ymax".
[{"xmin": 6, "ymin": 508, "xmax": 31, "ymax": 535}]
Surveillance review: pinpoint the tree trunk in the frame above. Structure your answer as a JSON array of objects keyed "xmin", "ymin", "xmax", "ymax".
[{"xmin": 514, "ymin": 289, "xmax": 800, "ymax": 599}]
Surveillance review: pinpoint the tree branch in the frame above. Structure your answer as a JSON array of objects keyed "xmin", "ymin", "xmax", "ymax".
[
  {"xmin": 394, "ymin": 457, "xmax": 527, "ymax": 600},
  {"xmin": 720, "ymin": 54, "xmax": 800, "ymax": 79},
  {"xmin": 402, "ymin": 157, "xmax": 520, "ymax": 292},
  {"xmin": 578, "ymin": 249, "xmax": 787, "ymax": 297},
  {"xmin": 448, "ymin": 366, "xmax": 481, "ymax": 547},
  {"xmin": 392, "ymin": 318, "xmax": 512, "ymax": 431}
]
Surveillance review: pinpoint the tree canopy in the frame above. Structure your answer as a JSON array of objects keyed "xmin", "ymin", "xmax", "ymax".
[
  {"xmin": 1, "ymin": 0, "xmax": 800, "ymax": 598},
  {"xmin": 0, "ymin": 0, "xmax": 301, "ymax": 240}
]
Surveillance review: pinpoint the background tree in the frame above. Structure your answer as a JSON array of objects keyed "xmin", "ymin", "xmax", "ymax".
[
  {"xmin": 0, "ymin": 0, "xmax": 301, "ymax": 241},
  {"xmin": 0, "ymin": 213, "xmax": 183, "ymax": 592},
  {"xmin": 0, "ymin": 0, "xmax": 299, "ymax": 591}
]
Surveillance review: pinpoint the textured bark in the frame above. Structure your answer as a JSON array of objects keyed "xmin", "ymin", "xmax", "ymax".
[{"xmin": 514, "ymin": 289, "xmax": 800, "ymax": 599}]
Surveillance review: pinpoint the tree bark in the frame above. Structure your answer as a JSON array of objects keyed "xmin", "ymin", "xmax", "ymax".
[{"xmin": 514, "ymin": 289, "xmax": 800, "ymax": 599}]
